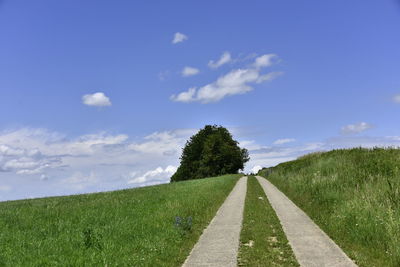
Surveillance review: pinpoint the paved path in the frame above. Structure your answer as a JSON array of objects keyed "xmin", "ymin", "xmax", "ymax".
[
  {"xmin": 183, "ymin": 176, "xmax": 247, "ymax": 267},
  {"xmin": 256, "ymin": 176, "xmax": 357, "ymax": 267}
]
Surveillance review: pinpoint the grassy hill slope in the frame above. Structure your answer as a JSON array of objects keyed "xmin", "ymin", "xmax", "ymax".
[
  {"xmin": 258, "ymin": 148, "xmax": 400, "ymax": 267},
  {"xmin": 0, "ymin": 174, "xmax": 241, "ymax": 266}
]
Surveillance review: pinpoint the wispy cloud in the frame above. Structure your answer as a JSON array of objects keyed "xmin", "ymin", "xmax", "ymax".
[
  {"xmin": 158, "ymin": 70, "xmax": 170, "ymax": 81},
  {"xmin": 0, "ymin": 185, "xmax": 11, "ymax": 192},
  {"xmin": 171, "ymin": 54, "xmax": 282, "ymax": 103},
  {"xmin": 172, "ymin": 32, "xmax": 188, "ymax": 44},
  {"xmin": 181, "ymin": 66, "xmax": 200, "ymax": 77},
  {"xmin": 273, "ymin": 138, "xmax": 296, "ymax": 145},
  {"xmin": 208, "ymin": 52, "xmax": 232, "ymax": 69},
  {"xmin": 244, "ymin": 134, "xmax": 400, "ymax": 173},
  {"xmin": 341, "ymin": 122, "xmax": 373, "ymax": 134},
  {"xmin": 393, "ymin": 94, "xmax": 400, "ymax": 103},
  {"xmin": 82, "ymin": 92, "xmax": 111, "ymax": 107},
  {"xmin": 253, "ymin": 54, "xmax": 278, "ymax": 68}
]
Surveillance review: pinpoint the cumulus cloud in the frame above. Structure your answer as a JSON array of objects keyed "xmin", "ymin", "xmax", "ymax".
[
  {"xmin": 0, "ymin": 143, "xmax": 61, "ymax": 175},
  {"xmin": 341, "ymin": 122, "xmax": 373, "ymax": 135},
  {"xmin": 172, "ymin": 32, "xmax": 188, "ymax": 44},
  {"xmin": 82, "ymin": 92, "xmax": 111, "ymax": 107},
  {"xmin": 182, "ymin": 66, "xmax": 200, "ymax": 77},
  {"xmin": 171, "ymin": 54, "xmax": 282, "ymax": 103},
  {"xmin": 250, "ymin": 165, "xmax": 263, "ymax": 174},
  {"xmin": 128, "ymin": 130, "xmax": 191, "ymax": 156},
  {"xmin": 3, "ymin": 125, "xmax": 400, "ymax": 201},
  {"xmin": 0, "ymin": 128, "xmax": 187, "ymax": 178},
  {"xmin": 208, "ymin": 52, "xmax": 232, "ymax": 69},
  {"xmin": 128, "ymin": 165, "xmax": 177, "ymax": 186},
  {"xmin": 0, "ymin": 127, "xmax": 197, "ymax": 200},
  {"xmin": 273, "ymin": 138, "xmax": 296, "ymax": 145}
]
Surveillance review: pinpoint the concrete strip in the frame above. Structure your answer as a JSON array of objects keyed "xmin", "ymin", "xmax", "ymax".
[
  {"xmin": 183, "ymin": 176, "xmax": 247, "ymax": 267},
  {"xmin": 256, "ymin": 176, "xmax": 357, "ymax": 267}
]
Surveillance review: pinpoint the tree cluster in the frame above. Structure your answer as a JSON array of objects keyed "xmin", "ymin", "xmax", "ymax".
[{"xmin": 171, "ymin": 125, "xmax": 249, "ymax": 182}]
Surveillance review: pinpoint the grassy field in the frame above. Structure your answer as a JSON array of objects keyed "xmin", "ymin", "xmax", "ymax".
[
  {"xmin": 238, "ymin": 176, "xmax": 298, "ymax": 267},
  {"xmin": 0, "ymin": 174, "xmax": 241, "ymax": 266},
  {"xmin": 258, "ymin": 148, "xmax": 400, "ymax": 267}
]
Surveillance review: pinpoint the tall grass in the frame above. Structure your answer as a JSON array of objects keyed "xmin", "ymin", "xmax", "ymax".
[
  {"xmin": 0, "ymin": 174, "xmax": 241, "ymax": 266},
  {"xmin": 258, "ymin": 148, "xmax": 400, "ymax": 267}
]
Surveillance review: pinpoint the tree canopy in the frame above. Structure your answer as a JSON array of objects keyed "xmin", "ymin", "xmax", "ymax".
[{"xmin": 170, "ymin": 125, "xmax": 249, "ymax": 182}]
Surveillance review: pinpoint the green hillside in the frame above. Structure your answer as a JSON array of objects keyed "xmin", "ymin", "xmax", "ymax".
[
  {"xmin": 0, "ymin": 174, "xmax": 241, "ymax": 266},
  {"xmin": 258, "ymin": 148, "xmax": 400, "ymax": 267}
]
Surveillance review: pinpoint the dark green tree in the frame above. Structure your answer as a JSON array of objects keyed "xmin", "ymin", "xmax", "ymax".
[{"xmin": 170, "ymin": 125, "xmax": 249, "ymax": 182}]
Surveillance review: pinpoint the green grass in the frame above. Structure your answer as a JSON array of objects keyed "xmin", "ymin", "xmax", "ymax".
[
  {"xmin": 258, "ymin": 148, "xmax": 400, "ymax": 267},
  {"xmin": 0, "ymin": 174, "xmax": 241, "ymax": 266},
  {"xmin": 238, "ymin": 176, "xmax": 298, "ymax": 267}
]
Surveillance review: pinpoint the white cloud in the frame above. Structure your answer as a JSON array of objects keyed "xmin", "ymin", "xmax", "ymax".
[
  {"xmin": 128, "ymin": 165, "xmax": 177, "ymax": 186},
  {"xmin": 250, "ymin": 165, "xmax": 263, "ymax": 174},
  {"xmin": 82, "ymin": 92, "xmax": 111, "ymax": 107},
  {"xmin": 238, "ymin": 140, "xmax": 263, "ymax": 151},
  {"xmin": 3, "ymin": 125, "xmax": 400, "ymax": 201},
  {"xmin": 273, "ymin": 138, "xmax": 296, "ymax": 145},
  {"xmin": 0, "ymin": 142, "xmax": 61, "ymax": 175},
  {"xmin": 341, "ymin": 122, "xmax": 373, "ymax": 135},
  {"xmin": 393, "ymin": 94, "xmax": 400, "ymax": 103},
  {"xmin": 182, "ymin": 66, "xmax": 200, "ymax": 77},
  {"xmin": 171, "ymin": 54, "xmax": 282, "ymax": 103},
  {"xmin": 208, "ymin": 52, "xmax": 232, "ymax": 69},
  {"xmin": 0, "ymin": 127, "xmax": 187, "ymax": 185},
  {"xmin": 0, "ymin": 126, "xmax": 199, "ymax": 200},
  {"xmin": 253, "ymin": 54, "xmax": 277, "ymax": 68},
  {"xmin": 172, "ymin": 32, "xmax": 188, "ymax": 44},
  {"xmin": 170, "ymin": 87, "xmax": 197, "ymax": 103}
]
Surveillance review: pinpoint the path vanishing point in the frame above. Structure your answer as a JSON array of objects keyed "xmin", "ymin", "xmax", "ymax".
[{"xmin": 183, "ymin": 176, "xmax": 357, "ymax": 267}]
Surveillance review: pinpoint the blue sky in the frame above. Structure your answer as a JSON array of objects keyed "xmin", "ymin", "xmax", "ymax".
[{"xmin": 1, "ymin": 0, "xmax": 400, "ymax": 201}]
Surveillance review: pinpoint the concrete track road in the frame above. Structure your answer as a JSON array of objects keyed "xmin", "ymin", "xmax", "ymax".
[
  {"xmin": 256, "ymin": 176, "xmax": 357, "ymax": 267},
  {"xmin": 183, "ymin": 176, "xmax": 247, "ymax": 267}
]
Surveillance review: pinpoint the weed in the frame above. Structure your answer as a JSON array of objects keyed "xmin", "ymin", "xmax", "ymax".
[
  {"xmin": 174, "ymin": 216, "xmax": 193, "ymax": 236},
  {"xmin": 82, "ymin": 227, "xmax": 103, "ymax": 250}
]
